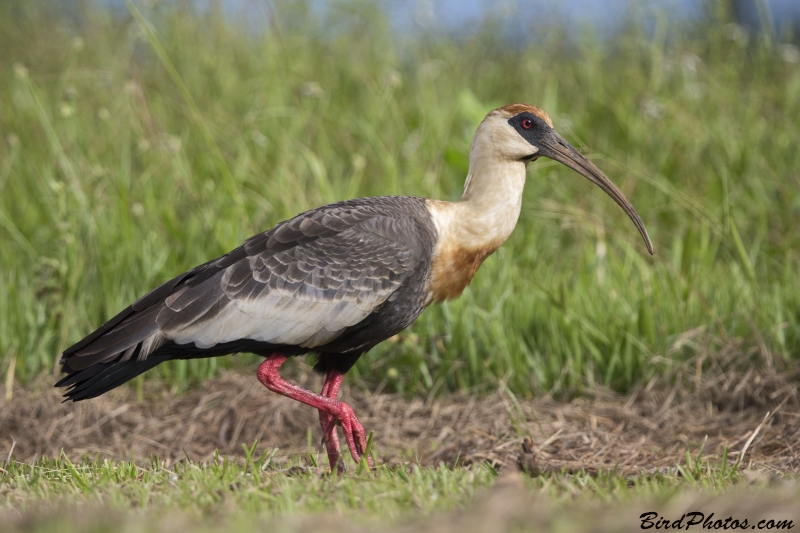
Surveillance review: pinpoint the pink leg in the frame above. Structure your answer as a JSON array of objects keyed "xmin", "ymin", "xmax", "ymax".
[
  {"xmin": 256, "ymin": 354, "xmax": 374, "ymax": 472},
  {"xmin": 319, "ymin": 370, "xmax": 345, "ymax": 473}
]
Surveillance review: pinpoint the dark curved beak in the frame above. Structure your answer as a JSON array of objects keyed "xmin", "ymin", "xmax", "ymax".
[{"xmin": 537, "ymin": 132, "xmax": 654, "ymax": 255}]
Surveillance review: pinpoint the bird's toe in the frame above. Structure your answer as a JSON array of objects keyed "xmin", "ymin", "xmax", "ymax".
[{"xmin": 327, "ymin": 401, "xmax": 373, "ymax": 468}]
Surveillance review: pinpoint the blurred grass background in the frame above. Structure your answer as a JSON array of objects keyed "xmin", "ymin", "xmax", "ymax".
[{"xmin": 1, "ymin": 0, "xmax": 798, "ymax": 397}]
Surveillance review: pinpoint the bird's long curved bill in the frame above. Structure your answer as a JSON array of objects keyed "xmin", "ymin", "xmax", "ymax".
[{"xmin": 539, "ymin": 134, "xmax": 654, "ymax": 255}]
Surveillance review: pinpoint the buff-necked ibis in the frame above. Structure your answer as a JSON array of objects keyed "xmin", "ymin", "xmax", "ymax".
[{"xmin": 57, "ymin": 104, "xmax": 653, "ymax": 473}]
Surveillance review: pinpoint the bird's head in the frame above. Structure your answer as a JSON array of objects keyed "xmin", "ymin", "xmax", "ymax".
[{"xmin": 473, "ymin": 103, "xmax": 654, "ymax": 255}]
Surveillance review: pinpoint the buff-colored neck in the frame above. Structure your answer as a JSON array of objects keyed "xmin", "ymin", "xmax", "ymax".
[
  {"xmin": 431, "ymin": 132, "xmax": 529, "ymax": 253},
  {"xmin": 424, "ymin": 105, "xmax": 547, "ymax": 302},
  {"xmin": 424, "ymin": 144, "xmax": 528, "ymax": 302},
  {"xmin": 459, "ymin": 143, "xmax": 527, "ymax": 245}
]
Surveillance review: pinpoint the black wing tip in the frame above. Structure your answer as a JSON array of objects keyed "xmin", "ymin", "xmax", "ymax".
[
  {"xmin": 54, "ymin": 369, "xmax": 84, "ymax": 401},
  {"xmin": 60, "ymin": 390, "xmax": 99, "ymax": 402},
  {"xmin": 55, "ymin": 354, "xmax": 172, "ymax": 404},
  {"xmin": 54, "ymin": 376, "xmax": 79, "ymax": 401}
]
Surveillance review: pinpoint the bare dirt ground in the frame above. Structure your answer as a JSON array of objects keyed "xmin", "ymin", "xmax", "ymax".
[{"xmin": 2, "ymin": 342, "xmax": 798, "ymax": 475}]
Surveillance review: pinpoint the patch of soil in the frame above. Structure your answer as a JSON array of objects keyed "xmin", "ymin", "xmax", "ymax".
[{"xmin": 1, "ymin": 341, "xmax": 798, "ymax": 474}]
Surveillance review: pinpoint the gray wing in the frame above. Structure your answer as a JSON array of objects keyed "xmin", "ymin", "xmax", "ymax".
[
  {"xmin": 160, "ymin": 211, "xmax": 424, "ymax": 350},
  {"xmin": 61, "ymin": 198, "xmax": 432, "ymax": 375}
]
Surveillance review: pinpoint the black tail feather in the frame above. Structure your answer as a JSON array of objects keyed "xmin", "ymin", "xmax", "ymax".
[
  {"xmin": 58, "ymin": 355, "xmax": 170, "ymax": 402},
  {"xmin": 56, "ymin": 339, "xmax": 304, "ymax": 402}
]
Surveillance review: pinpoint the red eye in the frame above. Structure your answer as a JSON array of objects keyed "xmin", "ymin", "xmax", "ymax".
[{"xmin": 521, "ymin": 118, "xmax": 533, "ymax": 130}]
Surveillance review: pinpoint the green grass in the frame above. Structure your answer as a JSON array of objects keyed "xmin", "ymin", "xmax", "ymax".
[
  {"xmin": 1, "ymin": 454, "xmax": 492, "ymax": 517},
  {"xmin": 1, "ymin": 0, "xmax": 799, "ymax": 396},
  {"xmin": 0, "ymin": 448, "xmax": 766, "ymax": 533}
]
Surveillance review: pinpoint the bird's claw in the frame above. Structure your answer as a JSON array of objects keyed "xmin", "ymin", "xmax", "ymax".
[{"xmin": 322, "ymin": 401, "xmax": 374, "ymax": 470}]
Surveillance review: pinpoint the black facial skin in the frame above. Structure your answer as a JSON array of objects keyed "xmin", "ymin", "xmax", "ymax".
[{"xmin": 507, "ymin": 112, "xmax": 555, "ymax": 161}]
